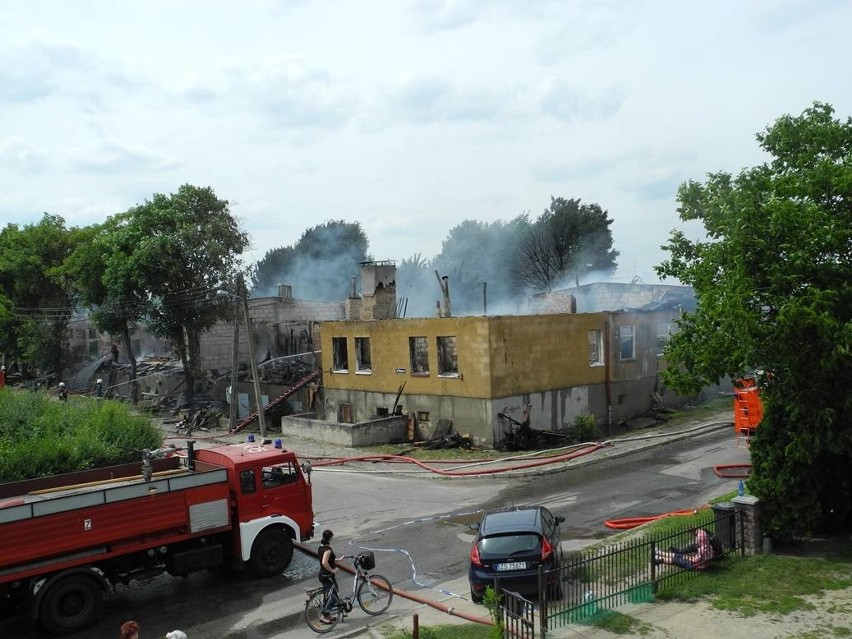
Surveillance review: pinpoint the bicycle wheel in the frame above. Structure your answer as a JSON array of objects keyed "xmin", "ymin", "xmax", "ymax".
[
  {"xmin": 356, "ymin": 574, "xmax": 393, "ymax": 615},
  {"xmin": 304, "ymin": 590, "xmax": 339, "ymax": 633}
]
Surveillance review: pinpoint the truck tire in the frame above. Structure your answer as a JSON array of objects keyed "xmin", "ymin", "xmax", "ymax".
[
  {"xmin": 249, "ymin": 528, "xmax": 293, "ymax": 577},
  {"xmin": 39, "ymin": 574, "xmax": 101, "ymax": 635}
]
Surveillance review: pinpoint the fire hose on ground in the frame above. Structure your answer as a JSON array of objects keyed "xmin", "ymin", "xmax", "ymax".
[{"xmin": 604, "ymin": 463, "xmax": 753, "ymax": 530}]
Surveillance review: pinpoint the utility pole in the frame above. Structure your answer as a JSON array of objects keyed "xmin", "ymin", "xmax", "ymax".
[
  {"xmin": 229, "ymin": 293, "xmax": 240, "ymax": 433},
  {"xmin": 238, "ymin": 275, "xmax": 267, "ymax": 439}
]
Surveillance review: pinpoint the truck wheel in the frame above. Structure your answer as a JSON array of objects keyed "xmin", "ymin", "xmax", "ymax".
[
  {"xmin": 249, "ymin": 528, "xmax": 293, "ymax": 577},
  {"xmin": 40, "ymin": 575, "xmax": 101, "ymax": 635}
]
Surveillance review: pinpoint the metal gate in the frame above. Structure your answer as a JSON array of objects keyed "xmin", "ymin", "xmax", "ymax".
[{"xmin": 499, "ymin": 588, "xmax": 536, "ymax": 639}]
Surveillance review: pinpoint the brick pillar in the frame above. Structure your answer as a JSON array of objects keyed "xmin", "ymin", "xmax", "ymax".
[{"xmin": 732, "ymin": 495, "xmax": 763, "ymax": 555}]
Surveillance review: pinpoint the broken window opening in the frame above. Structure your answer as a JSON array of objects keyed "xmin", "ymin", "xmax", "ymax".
[
  {"xmin": 588, "ymin": 330, "xmax": 604, "ymax": 366},
  {"xmin": 332, "ymin": 337, "xmax": 349, "ymax": 372},
  {"xmin": 437, "ymin": 336, "xmax": 458, "ymax": 376},
  {"xmin": 409, "ymin": 336, "xmax": 430, "ymax": 375},
  {"xmin": 355, "ymin": 337, "xmax": 372, "ymax": 373}
]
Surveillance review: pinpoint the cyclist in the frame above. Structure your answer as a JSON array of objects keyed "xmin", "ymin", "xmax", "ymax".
[{"xmin": 317, "ymin": 529, "xmax": 340, "ymax": 624}]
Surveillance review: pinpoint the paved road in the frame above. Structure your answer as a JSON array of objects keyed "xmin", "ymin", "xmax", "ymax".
[{"xmin": 1, "ymin": 418, "xmax": 749, "ymax": 638}]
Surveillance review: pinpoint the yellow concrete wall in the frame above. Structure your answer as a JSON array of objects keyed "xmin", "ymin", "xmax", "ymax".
[
  {"xmin": 488, "ymin": 314, "xmax": 608, "ymax": 397},
  {"xmin": 320, "ymin": 316, "xmax": 492, "ymax": 398},
  {"xmin": 321, "ymin": 313, "xmax": 611, "ymax": 401}
]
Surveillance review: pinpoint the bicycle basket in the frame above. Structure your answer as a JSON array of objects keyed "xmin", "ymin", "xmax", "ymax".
[{"xmin": 356, "ymin": 551, "xmax": 375, "ymax": 570}]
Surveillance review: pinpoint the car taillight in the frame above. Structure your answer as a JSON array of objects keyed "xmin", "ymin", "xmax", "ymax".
[
  {"xmin": 541, "ymin": 536, "xmax": 553, "ymax": 560},
  {"xmin": 470, "ymin": 544, "xmax": 482, "ymax": 567}
]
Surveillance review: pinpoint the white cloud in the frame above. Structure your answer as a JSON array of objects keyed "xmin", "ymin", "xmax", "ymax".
[
  {"xmin": 181, "ymin": 56, "xmax": 354, "ymax": 131},
  {"xmin": 0, "ymin": 0, "xmax": 850, "ymax": 287},
  {"xmin": 68, "ymin": 140, "xmax": 179, "ymax": 174},
  {"xmin": 0, "ymin": 138, "xmax": 47, "ymax": 172}
]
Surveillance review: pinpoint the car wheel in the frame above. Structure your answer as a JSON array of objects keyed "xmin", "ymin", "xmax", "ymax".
[{"xmin": 470, "ymin": 588, "xmax": 483, "ymax": 604}]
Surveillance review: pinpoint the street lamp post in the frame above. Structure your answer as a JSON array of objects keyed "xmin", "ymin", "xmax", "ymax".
[{"xmin": 218, "ymin": 276, "xmax": 267, "ymax": 439}]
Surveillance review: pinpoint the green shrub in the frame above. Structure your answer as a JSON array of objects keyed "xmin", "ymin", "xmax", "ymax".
[
  {"xmin": 482, "ymin": 587, "xmax": 504, "ymax": 639},
  {"xmin": 0, "ymin": 389, "xmax": 162, "ymax": 482},
  {"xmin": 569, "ymin": 414, "xmax": 601, "ymax": 442}
]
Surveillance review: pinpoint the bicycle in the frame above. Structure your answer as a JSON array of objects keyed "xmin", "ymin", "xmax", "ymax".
[{"xmin": 304, "ymin": 551, "xmax": 393, "ymax": 633}]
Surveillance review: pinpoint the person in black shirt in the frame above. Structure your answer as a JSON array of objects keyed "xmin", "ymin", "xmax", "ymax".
[{"xmin": 318, "ymin": 529, "xmax": 340, "ymax": 624}]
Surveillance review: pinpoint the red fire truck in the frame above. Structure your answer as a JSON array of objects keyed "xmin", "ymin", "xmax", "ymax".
[{"xmin": 0, "ymin": 440, "xmax": 314, "ymax": 635}]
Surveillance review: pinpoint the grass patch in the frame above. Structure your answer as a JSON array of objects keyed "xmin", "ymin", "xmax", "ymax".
[
  {"xmin": 590, "ymin": 610, "xmax": 656, "ymax": 635},
  {"xmin": 386, "ymin": 624, "xmax": 492, "ymax": 639},
  {"xmin": 359, "ymin": 444, "xmax": 504, "ymax": 461},
  {"xmin": 657, "ymin": 551, "xmax": 852, "ymax": 616},
  {"xmin": 662, "ymin": 395, "xmax": 732, "ymax": 427},
  {"xmin": 0, "ymin": 388, "xmax": 163, "ymax": 481}
]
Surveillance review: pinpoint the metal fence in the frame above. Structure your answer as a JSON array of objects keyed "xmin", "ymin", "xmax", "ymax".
[
  {"xmin": 538, "ymin": 507, "xmax": 742, "ymax": 633},
  {"xmin": 498, "ymin": 587, "xmax": 536, "ymax": 639}
]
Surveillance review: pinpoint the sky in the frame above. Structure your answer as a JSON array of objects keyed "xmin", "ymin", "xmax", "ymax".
[{"xmin": 2, "ymin": 0, "xmax": 851, "ymax": 285}]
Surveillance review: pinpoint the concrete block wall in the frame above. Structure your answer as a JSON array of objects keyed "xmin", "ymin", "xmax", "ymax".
[
  {"xmin": 574, "ymin": 283, "xmax": 693, "ymax": 313},
  {"xmin": 200, "ymin": 297, "xmax": 342, "ymax": 371},
  {"xmin": 280, "ymin": 414, "xmax": 409, "ymax": 447}
]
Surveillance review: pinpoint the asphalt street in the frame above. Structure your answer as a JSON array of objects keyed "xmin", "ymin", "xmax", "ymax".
[{"xmin": 0, "ymin": 411, "xmax": 748, "ymax": 638}]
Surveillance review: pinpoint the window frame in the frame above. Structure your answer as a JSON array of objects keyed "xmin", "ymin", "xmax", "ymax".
[
  {"xmin": 409, "ymin": 336, "xmax": 430, "ymax": 376},
  {"xmin": 239, "ymin": 469, "xmax": 256, "ymax": 494},
  {"xmin": 332, "ymin": 336, "xmax": 349, "ymax": 372},
  {"xmin": 355, "ymin": 336, "xmax": 372, "ymax": 374},
  {"xmin": 588, "ymin": 329, "xmax": 604, "ymax": 367},
  {"xmin": 656, "ymin": 322, "xmax": 675, "ymax": 352},
  {"xmin": 619, "ymin": 325, "xmax": 636, "ymax": 361},
  {"xmin": 436, "ymin": 335, "xmax": 459, "ymax": 377}
]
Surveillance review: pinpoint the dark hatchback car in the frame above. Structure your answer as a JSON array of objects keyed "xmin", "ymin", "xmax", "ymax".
[{"xmin": 468, "ymin": 505, "xmax": 565, "ymax": 603}]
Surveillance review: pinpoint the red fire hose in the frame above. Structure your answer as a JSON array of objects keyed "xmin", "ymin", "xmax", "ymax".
[
  {"xmin": 294, "ymin": 542, "xmax": 492, "ymax": 625},
  {"xmin": 713, "ymin": 463, "xmax": 752, "ymax": 479},
  {"xmin": 604, "ymin": 507, "xmax": 705, "ymax": 530}
]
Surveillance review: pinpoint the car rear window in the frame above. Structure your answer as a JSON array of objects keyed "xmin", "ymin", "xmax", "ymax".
[{"xmin": 479, "ymin": 533, "xmax": 540, "ymax": 555}]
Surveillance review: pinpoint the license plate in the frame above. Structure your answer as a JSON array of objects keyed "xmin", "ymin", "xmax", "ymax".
[{"xmin": 494, "ymin": 561, "xmax": 527, "ymax": 571}]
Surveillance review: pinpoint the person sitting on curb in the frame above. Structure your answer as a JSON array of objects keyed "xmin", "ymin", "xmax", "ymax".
[{"xmin": 653, "ymin": 528, "xmax": 714, "ymax": 570}]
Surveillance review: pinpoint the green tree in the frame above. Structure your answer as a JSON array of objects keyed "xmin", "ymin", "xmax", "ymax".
[
  {"xmin": 396, "ymin": 253, "xmax": 433, "ymax": 317},
  {"xmin": 249, "ymin": 220, "xmax": 369, "ymax": 300},
  {"xmin": 62, "ymin": 221, "xmax": 150, "ymax": 401},
  {"xmin": 656, "ymin": 102, "xmax": 852, "ymax": 536},
  {"xmin": 120, "ymin": 185, "xmax": 249, "ymax": 405},
  {"xmin": 433, "ymin": 216, "xmax": 530, "ymax": 315},
  {"xmin": 0, "ymin": 214, "xmax": 77, "ymax": 379},
  {"xmin": 514, "ymin": 197, "xmax": 618, "ymax": 292}
]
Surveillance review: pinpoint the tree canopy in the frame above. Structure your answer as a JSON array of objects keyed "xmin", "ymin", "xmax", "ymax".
[
  {"xmin": 431, "ymin": 217, "xmax": 530, "ymax": 315},
  {"xmin": 0, "ymin": 214, "xmax": 78, "ymax": 378},
  {"xmin": 514, "ymin": 197, "xmax": 618, "ymax": 292},
  {"xmin": 656, "ymin": 102, "xmax": 852, "ymax": 536},
  {"xmin": 249, "ymin": 220, "xmax": 369, "ymax": 301},
  {"xmin": 118, "ymin": 185, "xmax": 249, "ymax": 405}
]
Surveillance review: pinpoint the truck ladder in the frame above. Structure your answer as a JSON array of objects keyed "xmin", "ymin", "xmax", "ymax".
[{"xmin": 230, "ymin": 369, "xmax": 321, "ymax": 435}]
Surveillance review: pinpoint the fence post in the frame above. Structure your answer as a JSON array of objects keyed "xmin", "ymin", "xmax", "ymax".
[
  {"xmin": 413, "ymin": 613, "xmax": 419, "ymax": 639},
  {"xmin": 733, "ymin": 495, "xmax": 762, "ymax": 556},
  {"xmin": 650, "ymin": 540, "xmax": 658, "ymax": 594}
]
